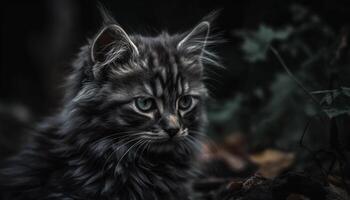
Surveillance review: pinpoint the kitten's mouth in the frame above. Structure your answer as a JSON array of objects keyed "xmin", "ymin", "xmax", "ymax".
[
  {"xmin": 140, "ymin": 129, "xmax": 189, "ymax": 146},
  {"xmin": 154, "ymin": 135, "xmax": 184, "ymax": 143},
  {"xmin": 150, "ymin": 131, "xmax": 188, "ymax": 143},
  {"xmin": 163, "ymin": 128, "xmax": 188, "ymax": 141},
  {"xmin": 148, "ymin": 138, "xmax": 184, "ymax": 154},
  {"xmin": 142, "ymin": 129, "xmax": 195, "ymax": 155}
]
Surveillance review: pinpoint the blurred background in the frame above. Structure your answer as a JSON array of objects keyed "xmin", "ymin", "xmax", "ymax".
[{"xmin": 1, "ymin": 0, "xmax": 350, "ymax": 194}]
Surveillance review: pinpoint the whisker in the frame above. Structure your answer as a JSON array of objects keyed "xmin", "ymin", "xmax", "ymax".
[
  {"xmin": 139, "ymin": 140, "xmax": 150, "ymax": 158},
  {"xmin": 189, "ymin": 130, "xmax": 219, "ymax": 150},
  {"xmin": 186, "ymin": 135, "xmax": 203, "ymax": 151},
  {"xmin": 79, "ymin": 131, "xmax": 147, "ymax": 160},
  {"xmin": 115, "ymin": 140, "xmax": 144, "ymax": 170},
  {"xmin": 102, "ymin": 137, "xmax": 141, "ymax": 170},
  {"xmin": 80, "ymin": 130, "xmax": 137, "ymax": 151},
  {"xmin": 134, "ymin": 140, "xmax": 148, "ymax": 160}
]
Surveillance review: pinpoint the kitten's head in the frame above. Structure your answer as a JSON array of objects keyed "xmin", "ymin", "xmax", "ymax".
[{"xmin": 69, "ymin": 15, "xmax": 218, "ymax": 161}]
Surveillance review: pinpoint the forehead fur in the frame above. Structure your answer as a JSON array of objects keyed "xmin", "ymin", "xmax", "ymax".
[
  {"xmin": 103, "ymin": 32, "xmax": 206, "ymax": 101},
  {"xmin": 116, "ymin": 33, "xmax": 201, "ymax": 74},
  {"xmin": 132, "ymin": 32, "xmax": 202, "ymax": 75}
]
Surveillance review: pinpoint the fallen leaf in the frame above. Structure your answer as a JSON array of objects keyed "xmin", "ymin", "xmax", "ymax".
[{"xmin": 249, "ymin": 149, "xmax": 295, "ymax": 178}]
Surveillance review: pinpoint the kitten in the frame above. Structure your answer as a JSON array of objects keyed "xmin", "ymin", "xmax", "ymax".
[{"xmin": 0, "ymin": 9, "xmax": 219, "ymax": 200}]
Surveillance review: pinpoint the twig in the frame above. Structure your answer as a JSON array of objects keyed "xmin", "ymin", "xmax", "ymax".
[
  {"xmin": 269, "ymin": 46, "xmax": 322, "ymax": 110},
  {"xmin": 299, "ymin": 116, "xmax": 327, "ymax": 177}
]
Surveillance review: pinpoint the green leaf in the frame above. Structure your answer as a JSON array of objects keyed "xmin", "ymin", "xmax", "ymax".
[
  {"xmin": 235, "ymin": 25, "xmax": 293, "ymax": 63},
  {"xmin": 312, "ymin": 87, "xmax": 350, "ymax": 118}
]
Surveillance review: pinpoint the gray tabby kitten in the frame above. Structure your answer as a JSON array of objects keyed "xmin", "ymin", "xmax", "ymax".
[{"xmin": 0, "ymin": 9, "xmax": 219, "ymax": 200}]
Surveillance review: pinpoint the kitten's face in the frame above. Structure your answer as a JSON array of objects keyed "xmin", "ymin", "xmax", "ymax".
[
  {"xmin": 103, "ymin": 36, "xmax": 207, "ymax": 146},
  {"xmin": 74, "ymin": 22, "xmax": 213, "ymax": 158}
]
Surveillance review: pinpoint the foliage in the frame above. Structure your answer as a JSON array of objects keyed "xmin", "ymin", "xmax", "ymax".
[
  {"xmin": 235, "ymin": 25, "xmax": 293, "ymax": 63},
  {"xmin": 313, "ymin": 87, "xmax": 350, "ymax": 118},
  {"xmin": 207, "ymin": 3, "xmax": 350, "ymax": 153}
]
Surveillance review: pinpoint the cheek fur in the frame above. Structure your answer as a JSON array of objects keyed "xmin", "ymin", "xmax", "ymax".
[
  {"xmin": 181, "ymin": 104, "xmax": 204, "ymax": 130},
  {"xmin": 113, "ymin": 104, "xmax": 156, "ymax": 129}
]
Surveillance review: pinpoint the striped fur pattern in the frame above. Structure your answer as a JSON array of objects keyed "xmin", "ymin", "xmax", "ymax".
[{"xmin": 0, "ymin": 12, "xmax": 219, "ymax": 200}]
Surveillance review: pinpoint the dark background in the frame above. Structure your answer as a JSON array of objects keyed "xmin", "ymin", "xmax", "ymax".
[
  {"xmin": 1, "ymin": 0, "xmax": 349, "ymax": 114},
  {"xmin": 1, "ymin": 0, "xmax": 349, "ymax": 177}
]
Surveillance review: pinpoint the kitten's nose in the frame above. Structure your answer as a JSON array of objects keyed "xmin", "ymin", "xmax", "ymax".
[
  {"xmin": 161, "ymin": 114, "xmax": 181, "ymax": 138},
  {"xmin": 165, "ymin": 127, "xmax": 180, "ymax": 138}
]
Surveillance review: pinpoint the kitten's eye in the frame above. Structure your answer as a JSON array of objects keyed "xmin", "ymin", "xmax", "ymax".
[
  {"xmin": 178, "ymin": 95, "xmax": 193, "ymax": 110},
  {"xmin": 135, "ymin": 97, "xmax": 155, "ymax": 112}
]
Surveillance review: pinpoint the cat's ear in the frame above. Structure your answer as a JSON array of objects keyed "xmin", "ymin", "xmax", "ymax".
[
  {"xmin": 90, "ymin": 25, "xmax": 139, "ymax": 64},
  {"xmin": 177, "ymin": 21, "xmax": 210, "ymax": 57}
]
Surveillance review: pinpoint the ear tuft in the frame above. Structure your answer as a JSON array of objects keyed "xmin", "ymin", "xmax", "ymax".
[
  {"xmin": 177, "ymin": 21, "xmax": 210, "ymax": 56},
  {"xmin": 97, "ymin": 3, "xmax": 118, "ymax": 26},
  {"xmin": 91, "ymin": 25, "xmax": 139, "ymax": 64}
]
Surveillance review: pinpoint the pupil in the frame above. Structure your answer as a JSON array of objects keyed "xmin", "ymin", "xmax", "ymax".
[
  {"xmin": 181, "ymin": 96, "xmax": 191, "ymax": 108},
  {"xmin": 143, "ymin": 99, "xmax": 149, "ymax": 108}
]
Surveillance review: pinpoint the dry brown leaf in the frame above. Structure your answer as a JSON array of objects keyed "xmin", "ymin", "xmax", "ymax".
[
  {"xmin": 199, "ymin": 138, "xmax": 248, "ymax": 171},
  {"xmin": 249, "ymin": 149, "xmax": 295, "ymax": 178}
]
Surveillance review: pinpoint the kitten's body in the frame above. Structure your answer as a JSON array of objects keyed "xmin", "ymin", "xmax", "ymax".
[{"xmin": 0, "ymin": 10, "xmax": 217, "ymax": 200}]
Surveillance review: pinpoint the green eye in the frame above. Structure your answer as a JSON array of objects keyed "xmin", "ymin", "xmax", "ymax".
[
  {"xmin": 178, "ymin": 95, "xmax": 193, "ymax": 110},
  {"xmin": 135, "ymin": 97, "xmax": 155, "ymax": 112}
]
